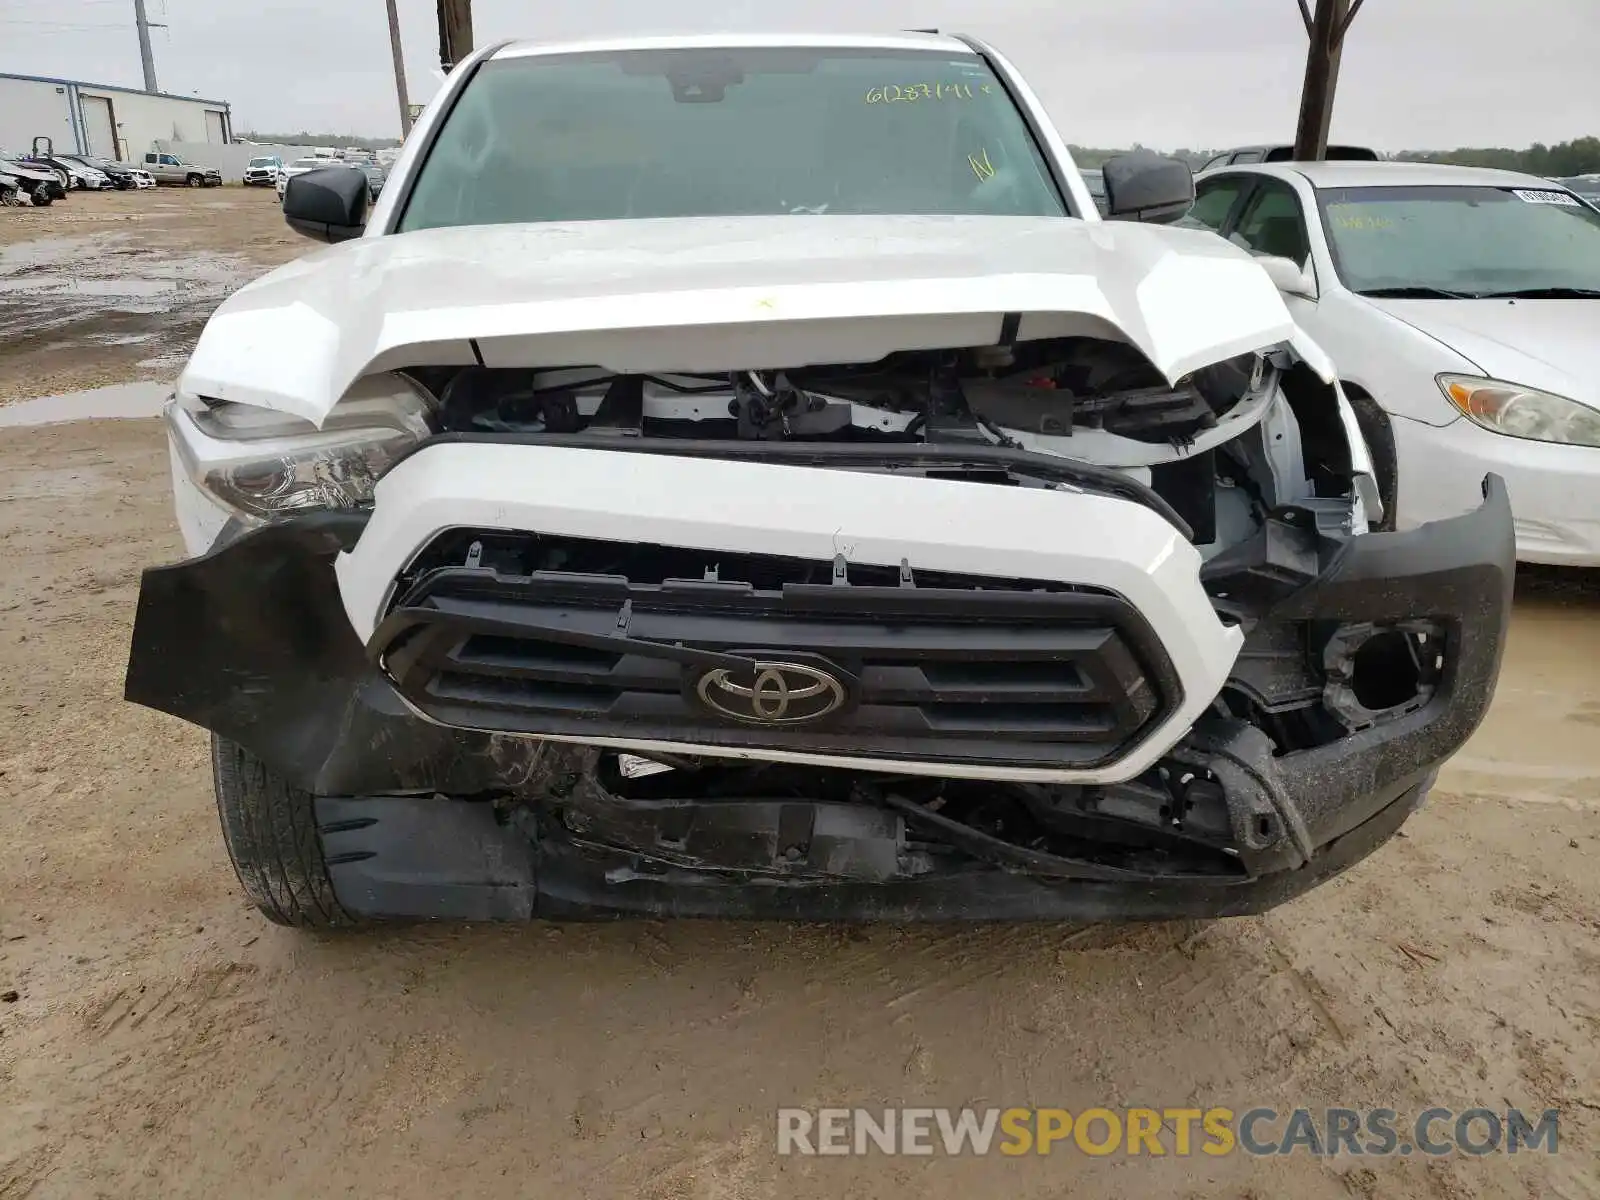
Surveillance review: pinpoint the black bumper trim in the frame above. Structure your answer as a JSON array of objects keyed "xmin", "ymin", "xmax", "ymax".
[{"xmin": 315, "ymin": 780, "xmax": 1430, "ymax": 923}]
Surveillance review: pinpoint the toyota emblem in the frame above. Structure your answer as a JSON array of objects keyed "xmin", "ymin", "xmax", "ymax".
[{"xmin": 695, "ymin": 661, "xmax": 848, "ymax": 725}]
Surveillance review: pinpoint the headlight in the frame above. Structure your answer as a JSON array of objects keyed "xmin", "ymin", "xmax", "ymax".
[
  {"xmin": 1438, "ymin": 375, "xmax": 1600, "ymax": 448},
  {"xmin": 168, "ymin": 373, "xmax": 434, "ymax": 520}
]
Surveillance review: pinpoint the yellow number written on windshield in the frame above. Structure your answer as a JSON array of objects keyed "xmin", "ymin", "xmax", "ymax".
[{"xmin": 865, "ymin": 82, "xmax": 994, "ymax": 104}]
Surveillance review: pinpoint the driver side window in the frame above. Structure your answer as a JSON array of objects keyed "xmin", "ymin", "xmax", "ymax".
[
  {"xmin": 1187, "ymin": 176, "xmax": 1249, "ymax": 231},
  {"xmin": 1232, "ymin": 179, "xmax": 1311, "ymax": 265}
]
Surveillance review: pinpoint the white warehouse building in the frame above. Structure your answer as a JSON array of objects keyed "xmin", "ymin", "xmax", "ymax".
[{"xmin": 0, "ymin": 71, "xmax": 231, "ymax": 161}]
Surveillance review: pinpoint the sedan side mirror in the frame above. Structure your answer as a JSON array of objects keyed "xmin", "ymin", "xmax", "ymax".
[
  {"xmin": 284, "ymin": 167, "xmax": 369, "ymax": 243},
  {"xmin": 1101, "ymin": 152, "xmax": 1195, "ymax": 224},
  {"xmin": 1258, "ymin": 254, "xmax": 1318, "ymax": 300}
]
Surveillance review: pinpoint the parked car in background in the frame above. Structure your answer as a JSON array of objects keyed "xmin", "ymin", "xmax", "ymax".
[
  {"xmin": 1079, "ymin": 167, "xmax": 1108, "ymax": 215},
  {"xmin": 27, "ymin": 153, "xmax": 110, "ymax": 189},
  {"xmin": 1190, "ymin": 159, "xmax": 1600, "ymax": 563},
  {"xmin": 352, "ymin": 160, "xmax": 386, "ymax": 200},
  {"xmin": 142, "ymin": 152, "xmax": 223, "ymax": 187},
  {"xmin": 62, "ymin": 155, "xmax": 143, "ymax": 190},
  {"xmin": 127, "ymin": 33, "xmax": 1511, "ymax": 930},
  {"xmin": 1551, "ymin": 174, "xmax": 1600, "ymax": 208},
  {"xmin": 1198, "ymin": 144, "xmax": 1379, "ymax": 171},
  {"xmin": 275, "ymin": 156, "xmax": 333, "ymax": 203},
  {"xmin": 115, "ymin": 162, "xmax": 157, "ymax": 189},
  {"xmin": 244, "ymin": 155, "xmax": 284, "ymax": 186},
  {"xmin": 0, "ymin": 155, "xmax": 65, "ymax": 205}
]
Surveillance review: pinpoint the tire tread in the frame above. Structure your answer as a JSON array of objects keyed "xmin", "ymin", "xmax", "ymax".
[{"xmin": 211, "ymin": 736, "xmax": 352, "ymax": 928}]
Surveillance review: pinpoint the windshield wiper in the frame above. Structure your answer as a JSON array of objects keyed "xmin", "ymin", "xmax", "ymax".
[
  {"xmin": 1357, "ymin": 286, "xmax": 1475, "ymax": 299},
  {"xmin": 1467, "ymin": 287, "xmax": 1600, "ymax": 300}
]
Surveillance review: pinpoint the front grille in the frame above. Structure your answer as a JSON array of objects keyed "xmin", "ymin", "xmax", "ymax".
[{"xmin": 371, "ymin": 536, "xmax": 1181, "ymax": 771}]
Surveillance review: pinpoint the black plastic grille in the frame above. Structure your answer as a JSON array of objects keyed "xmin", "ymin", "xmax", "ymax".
[{"xmin": 372, "ymin": 541, "xmax": 1181, "ymax": 771}]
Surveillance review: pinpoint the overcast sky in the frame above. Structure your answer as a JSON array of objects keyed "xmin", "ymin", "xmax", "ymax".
[{"xmin": 1, "ymin": 0, "xmax": 1594, "ymax": 149}]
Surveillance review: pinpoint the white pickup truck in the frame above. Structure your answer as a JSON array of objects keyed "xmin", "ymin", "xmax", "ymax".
[
  {"xmin": 125, "ymin": 31, "xmax": 1512, "ymax": 930},
  {"xmin": 141, "ymin": 151, "xmax": 223, "ymax": 188}
]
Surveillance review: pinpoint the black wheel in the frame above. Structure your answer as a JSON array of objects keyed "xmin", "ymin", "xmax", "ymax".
[
  {"xmin": 211, "ymin": 735, "xmax": 354, "ymax": 928},
  {"xmin": 29, "ymin": 187, "xmax": 52, "ymax": 207}
]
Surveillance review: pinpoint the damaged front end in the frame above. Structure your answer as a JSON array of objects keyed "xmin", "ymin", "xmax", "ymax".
[
  {"xmin": 126, "ymin": 471, "xmax": 1512, "ymax": 921},
  {"xmin": 128, "ymin": 286, "xmax": 1513, "ymax": 922}
]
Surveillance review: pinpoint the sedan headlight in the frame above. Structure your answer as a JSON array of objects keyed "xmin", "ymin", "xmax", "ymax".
[
  {"xmin": 168, "ymin": 373, "xmax": 434, "ymax": 520},
  {"xmin": 1438, "ymin": 375, "xmax": 1600, "ymax": 448}
]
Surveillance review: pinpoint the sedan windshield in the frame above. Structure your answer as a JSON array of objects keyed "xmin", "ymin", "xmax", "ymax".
[
  {"xmin": 1319, "ymin": 185, "xmax": 1600, "ymax": 297},
  {"xmin": 398, "ymin": 46, "xmax": 1067, "ymax": 231}
]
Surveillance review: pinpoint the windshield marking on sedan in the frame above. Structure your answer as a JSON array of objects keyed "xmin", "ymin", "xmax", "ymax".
[
  {"xmin": 1511, "ymin": 189, "xmax": 1579, "ymax": 207},
  {"xmin": 864, "ymin": 82, "xmax": 989, "ymax": 103},
  {"xmin": 1330, "ymin": 210, "xmax": 1392, "ymax": 230}
]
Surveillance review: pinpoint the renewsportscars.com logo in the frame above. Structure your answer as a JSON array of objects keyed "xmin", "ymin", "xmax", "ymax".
[{"xmin": 775, "ymin": 1107, "xmax": 1561, "ymax": 1158}]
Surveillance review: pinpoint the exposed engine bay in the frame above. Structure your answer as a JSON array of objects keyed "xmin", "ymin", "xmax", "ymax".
[{"xmin": 402, "ymin": 335, "xmax": 1363, "ymax": 559}]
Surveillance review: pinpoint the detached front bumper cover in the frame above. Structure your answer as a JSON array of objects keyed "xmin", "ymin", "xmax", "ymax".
[{"xmin": 124, "ymin": 477, "xmax": 1514, "ymax": 921}]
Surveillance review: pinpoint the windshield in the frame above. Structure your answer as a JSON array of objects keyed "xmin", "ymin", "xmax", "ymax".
[
  {"xmin": 248, "ymin": 157, "xmax": 277, "ymax": 167},
  {"xmin": 1319, "ymin": 185, "xmax": 1600, "ymax": 296},
  {"xmin": 398, "ymin": 47, "xmax": 1067, "ymax": 231}
]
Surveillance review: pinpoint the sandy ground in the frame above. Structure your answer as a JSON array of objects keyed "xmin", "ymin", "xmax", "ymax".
[{"xmin": 1, "ymin": 192, "xmax": 1599, "ymax": 1200}]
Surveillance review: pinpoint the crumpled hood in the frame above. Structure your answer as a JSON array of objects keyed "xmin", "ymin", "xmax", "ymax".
[
  {"xmin": 181, "ymin": 214, "xmax": 1310, "ymax": 425},
  {"xmin": 1364, "ymin": 297, "xmax": 1600, "ymax": 410}
]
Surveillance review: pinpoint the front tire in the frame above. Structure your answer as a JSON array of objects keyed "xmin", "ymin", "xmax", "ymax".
[
  {"xmin": 211, "ymin": 735, "xmax": 353, "ymax": 928},
  {"xmin": 187, "ymin": 173, "xmax": 203, "ymax": 188}
]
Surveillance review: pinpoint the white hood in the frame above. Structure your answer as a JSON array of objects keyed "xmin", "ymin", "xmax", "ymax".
[
  {"xmin": 181, "ymin": 215, "xmax": 1308, "ymax": 425},
  {"xmin": 1365, "ymin": 297, "xmax": 1600, "ymax": 410}
]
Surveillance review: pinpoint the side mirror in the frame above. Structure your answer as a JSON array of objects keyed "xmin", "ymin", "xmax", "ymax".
[
  {"xmin": 1101, "ymin": 152, "xmax": 1195, "ymax": 224},
  {"xmin": 283, "ymin": 166, "xmax": 369, "ymax": 243},
  {"xmin": 1258, "ymin": 254, "xmax": 1318, "ymax": 299}
]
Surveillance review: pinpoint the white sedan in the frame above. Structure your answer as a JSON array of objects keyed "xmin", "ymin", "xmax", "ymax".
[{"xmin": 1189, "ymin": 160, "xmax": 1600, "ymax": 565}]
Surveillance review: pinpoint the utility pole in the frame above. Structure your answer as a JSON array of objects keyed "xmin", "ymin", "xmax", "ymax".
[
  {"xmin": 132, "ymin": 0, "xmax": 162, "ymax": 93},
  {"xmin": 1292, "ymin": 0, "xmax": 1365, "ymax": 160},
  {"xmin": 386, "ymin": 0, "xmax": 413, "ymax": 136},
  {"xmin": 438, "ymin": 0, "xmax": 473, "ymax": 73}
]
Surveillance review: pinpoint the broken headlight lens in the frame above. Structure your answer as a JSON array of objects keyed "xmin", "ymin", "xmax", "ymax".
[
  {"xmin": 1438, "ymin": 375, "xmax": 1600, "ymax": 448},
  {"xmin": 169, "ymin": 372, "xmax": 435, "ymax": 519}
]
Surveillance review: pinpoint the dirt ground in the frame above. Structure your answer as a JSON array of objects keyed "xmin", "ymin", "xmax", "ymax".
[
  {"xmin": 0, "ymin": 188, "xmax": 304, "ymax": 405},
  {"xmin": 1, "ymin": 192, "xmax": 1598, "ymax": 1200}
]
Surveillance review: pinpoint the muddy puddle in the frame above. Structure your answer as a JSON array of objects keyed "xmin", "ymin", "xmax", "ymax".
[
  {"xmin": 0, "ymin": 380, "xmax": 169, "ymax": 427},
  {"xmin": 0, "ymin": 232, "xmax": 250, "ymax": 343},
  {"xmin": 0, "ymin": 190, "xmax": 303, "ymax": 404}
]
